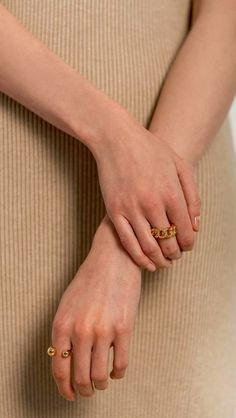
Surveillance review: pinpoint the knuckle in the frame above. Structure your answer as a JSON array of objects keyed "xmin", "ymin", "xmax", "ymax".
[
  {"xmin": 145, "ymin": 198, "xmax": 159, "ymax": 212},
  {"xmin": 162, "ymin": 242, "xmax": 175, "ymax": 254},
  {"xmin": 119, "ymin": 232, "xmax": 130, "ymax": 248},
  {"xmin": 91, "ymin": 373, "xmax": 108, "ymax": 382},
  {"xmin": 73, "ymin": 324, "xmax": 91, "ymax": 339},
  {"xmin": 182, "ymin": 234, "xmax": 194, "ymax": 250},
  {"xmin": 191, "ymin": 195, "xmax": 201, "ymax": 209},
  {"xmin": 167, "ymin": 190, "xmax": 179, "ymax": 207},
  {"xmin": 115, "ymin": 320, "xmax": 132, "ymax": 336},
  {"xmin": 157, "ymin": 256, "xmax": 171, "ymax": 268},
  {"xmin": 114, "ymin": 360, "xmax": 128, "ymax": 371},
  {"xmin": 164, "ymin": 246, "xmax": 181, "ymax": 259},
  {"xmin": 52, "ymin": 318, "xmax": 70, "ymax": 337},
  {"xmin": 135, "ymin": 253, "xmax": 149, "ymax": 268},
  {"xmin": 74, "ymin": 377, "xmax": 91, "ymax": 387},
  {"xmin": 94, "ymin": 324, "xmax": 111, "ymax": 339},
  {"xmin": 143, "ymin": 242, "xmax": 158, "ymax": 258},
  {"xmin": 53, "ymin": 368, "xmax": 67, "ymax": 383},
  {"xmin": 107, "ymin": 200, "xmax": 121, "ymax": 217},
  {"xmin": 162, "ymin": 242, "xmax": 181, "ymax": 259}
]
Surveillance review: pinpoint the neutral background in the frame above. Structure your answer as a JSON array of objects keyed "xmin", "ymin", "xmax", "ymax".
[
  {"xmin": 229, "ymin": 98, "xmax": 236, "ymax": 154},
  {"xmin": 229, "ymin": 99, "xmax": 236, "ymax": 418}
]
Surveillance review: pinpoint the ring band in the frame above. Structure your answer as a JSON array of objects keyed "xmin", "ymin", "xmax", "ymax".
[
  {"xmin": 151, "ymin": 224, "xmax": 177, "ymax": 239},
  {"xmin": 47, "ymin": 345, "xmax": 73, "ymax": 358}
]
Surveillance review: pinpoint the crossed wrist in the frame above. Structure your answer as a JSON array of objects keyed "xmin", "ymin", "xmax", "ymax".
[
  {"xmin": 73, "ymin": 89, "xmax": 137, "ymax": 162},
  {"xmin": 63, "ymin": 75, "xmax": 131, "ymax": 161}
]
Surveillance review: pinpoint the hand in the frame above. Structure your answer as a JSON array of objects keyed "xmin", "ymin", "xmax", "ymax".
[
  {"xmin": 50, "ymin": 215, "xmax": 142, "ymax": 400},
  {"xmin": 93, "ymin": 110, "xmax": 201, "ymax": 272}
]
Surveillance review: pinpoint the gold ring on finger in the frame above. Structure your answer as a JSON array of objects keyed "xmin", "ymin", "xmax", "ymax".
[
  {"xmin": 47, "ymin": 345, "xmax": 73, "ymax": 358},
  {"xmin": 150, "ymin": 224, "xmax": 177, "ymax": 239}
]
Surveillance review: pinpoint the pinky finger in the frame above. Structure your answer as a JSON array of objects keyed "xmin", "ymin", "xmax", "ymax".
[
  {"xmin": 175, "ymin": 157, "xmax": 201, "ymax": 232},
  {"xmin": 111, "ymin": 215, "xmax": 156, "ymax": 272}
]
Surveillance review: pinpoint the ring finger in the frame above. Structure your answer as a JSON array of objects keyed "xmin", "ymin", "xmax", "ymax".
[
  {"xmin": 72, "ymin": 333, "xmax": 94, "ymax": 397},
  {"xmin": 131, "ymin": 211, "xmax": 173, "ymax": 268},
  {"xmin": 90, "ymin": 338, "xmax": 111, "ymax": 390},
  {"xmin": 147, "ymin": 209, "xmax": 182, "ymax": 261}
]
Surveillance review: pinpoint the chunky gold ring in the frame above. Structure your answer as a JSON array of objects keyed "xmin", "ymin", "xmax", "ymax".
[
  {"xmin": 150, "ymin": 224, "xmax": 177, "ymax": 239},
  {"xmin": 47, "ymin": 346, "xmax": 73, "ymax": 358}
]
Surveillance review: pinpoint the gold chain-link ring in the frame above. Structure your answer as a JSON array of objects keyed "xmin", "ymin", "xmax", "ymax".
[
  {"xmin": 47, "ymin": 346, "xmax": 73, "ymax": 358},
  {"xmin": 150, "ymin": 224, "xmax": 177, "ymax": 239}
]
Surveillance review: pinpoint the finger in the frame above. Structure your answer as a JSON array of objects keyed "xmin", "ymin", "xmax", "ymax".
[
  {"xmin": 72, "ymin": 333, "xmax": 94, "ymax": 397},
  {"xmin": 51, "ymin": 330, "xmax": 75, "ymax": 401},
  {"xmin": 175, "ymin": 158, "xmax": 201, "ymax": 232},
  {"xmin": 146, "ymin": 209, "xmax": 182, "ymax": 261},
  {"xmin": 131, "ymin": 213, "xmax": 173, "ymax": 268},
  {"xmin": 166, "ymin": 183, "xmax": 195, "ymax": 252},
  {"xmin": 110, "ymin": 332, "xmax": 131, "ymax": 380},
  {"xmin": 90, "ymin": 338, "xmax": 110, "ymax": 390},
  {"xmin": 112, "ymin": 214, "xmax": 157, "ymax": 272}
]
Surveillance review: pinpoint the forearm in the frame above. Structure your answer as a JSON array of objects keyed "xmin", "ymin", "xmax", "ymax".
[
  {"xmin": 148, "ymin": 3, "xmax": 236, "ymax": 166},
  {"xmin": 0, "ymin": 5, "xmax": 128, "ymax": 158}
]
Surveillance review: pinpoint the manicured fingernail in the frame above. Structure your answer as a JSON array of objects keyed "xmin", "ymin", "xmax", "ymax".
[
  {"xmin": 147, "ymin": 263, "xmax": 156, "ymax": 272},
  {"xmin": 65, "ymin": 394, "xmax": 76, "ymax": 401},
  {"xmin": 194, "ymin": 215, "xmax": 200, "ymax": 230}
]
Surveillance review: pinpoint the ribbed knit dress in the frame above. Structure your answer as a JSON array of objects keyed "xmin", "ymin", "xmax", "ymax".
[{"xmin": 1, "ymin": 1, "xmax": 236, "ymax": 417}]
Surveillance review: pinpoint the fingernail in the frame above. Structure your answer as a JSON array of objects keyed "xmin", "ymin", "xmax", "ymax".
[
  {"xmin": 147, "ymin": 263, "xmax": 156, "ymax": 272},
  {"xmin": 194, "ymin": 215, "xmax": 200, "ymax": 230}
]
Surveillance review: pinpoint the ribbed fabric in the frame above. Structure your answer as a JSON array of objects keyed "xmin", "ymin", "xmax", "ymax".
[{"xmin": 1, "ymin": 1, "xmax": 236, "ymax": 417}]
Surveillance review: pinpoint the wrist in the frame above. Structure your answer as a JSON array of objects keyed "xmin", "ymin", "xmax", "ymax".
[
  {"xmin": 84, "ymin": 98, "xmax": 136, "ymax": 162},
  {"xmin": 62, "ymin": 72, "xmax": 134, "ymax": 161},
  {"xmin": 149, "ymin": 126, "xmax": 200, "ymax": 168},
  {"xmin": 92, "ymin": 214, "xmax": 122, "ymax": 251}
]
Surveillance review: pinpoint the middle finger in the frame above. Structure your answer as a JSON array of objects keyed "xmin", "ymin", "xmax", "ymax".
[
  {"xmin": 72, "ymin": 332, "xmax": 94, "ymax": 397},
  {"xmin": 90, "ymin": 338, "xmax": 111, "ymax": 390},
  {"xmin": 131, "ymin": 211, "xmax": 172, "ymax": 269},
  {"xmin": 147, "ymin": 209, "xmax": 182, "ymax": 261}
]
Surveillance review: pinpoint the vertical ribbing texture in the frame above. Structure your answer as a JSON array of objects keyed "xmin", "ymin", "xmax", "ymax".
[{"xmin": 1, "ymin": 1, "xmax": 236, "ymax": 417}]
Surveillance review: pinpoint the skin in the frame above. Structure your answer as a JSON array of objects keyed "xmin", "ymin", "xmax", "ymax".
[
  {"xmin": 0, "ymin": 0, "xmax": 235, "ymax": 401},
  {"xmin": 96, "ymin": 124, "xmax": 199, "ymax": 269},
  {"xmin": 51, "ymin": 214, "xmax": 142, "ymax": 400},
  {"xmin": 148, "ymin": 0, "xmax": 236, "ymax": 166},
  {"xmin": 50, "ymin": 0, "xmax": 236, "ymax": 400},
  {"xmin": 0, "ymin": 3, "xmax": 200, "ymax": 272}
]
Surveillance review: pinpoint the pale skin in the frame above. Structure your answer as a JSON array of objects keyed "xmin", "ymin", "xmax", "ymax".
[
  {"xmin": 0, "ymin": 0, "xmax": 236, "ymax": 401},
  {"xmin": 0, "ymin": 3, "xmax": 200, "ymax": 272},
  {"xmin": 51, "ymin": 214, "xmax": 142, "ymax": 400},
  {"xmin": 53, "ymin": 0, "xmax": 236, "ymax": 400}
]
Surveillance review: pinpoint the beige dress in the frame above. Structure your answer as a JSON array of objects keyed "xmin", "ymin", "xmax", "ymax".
[{"xmin": 1, "ymin": 1, "xmax": 236, "ymax": 417}]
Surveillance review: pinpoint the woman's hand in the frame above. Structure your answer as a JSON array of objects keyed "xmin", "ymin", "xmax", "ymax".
[
  {"xmin": 50, "ymin": 215, "xmax": 142, "ymax": 400},
  {"xmin": 93, "ymin": 110, "xmax": 201, "ymax": 272},
  {"xmin": 0, "ymin": 5, "xmax": 200, "ymax": 274}
]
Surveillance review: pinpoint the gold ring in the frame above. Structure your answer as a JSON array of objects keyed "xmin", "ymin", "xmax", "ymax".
[
  {"xmin": 151, "ymin": 224, "xmax": 177, "ymax": 239},
  {"xmin": 47, "ymin": 346, "xmax": 73, "ymax": 358},
  {"xmin": 61, "ymin": 349, "xmax": 73, "ymax": 358}
]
